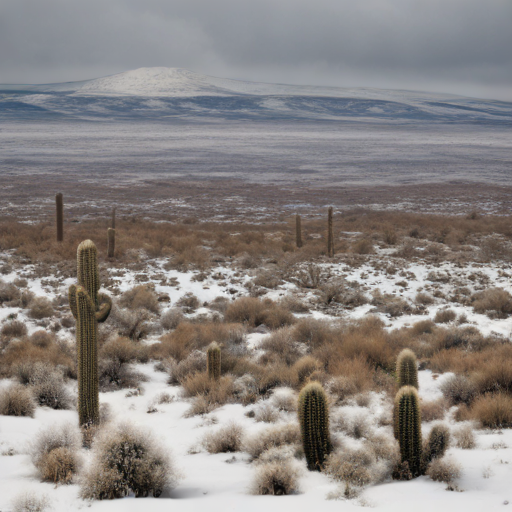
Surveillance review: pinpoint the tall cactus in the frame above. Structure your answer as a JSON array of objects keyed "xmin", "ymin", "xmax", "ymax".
[
  {"xmin": 298, "ymin": 382, "xmax": 331, "ymax": 471},
  {"xmin": 396, "ymin": 348, "xmax": 418, "ymax": 389},
  {"xmin": 327, "ymin": 207, "xmax": 334, "ymax": 257},
  {"xmin": 296, "ymin": 214, "xmax": 303, "ymax": 248},
  {"xmin": 207, "ymin": 342, "xmax": 221, "ymax": 380},
  {"xmin": 56, "ymin": 193, "xmax": 64, "ymax": 242},
  {"xmin": 111, "ymin": 207, "xmax": 116, "ymax": 229},
  {"xmin": 107, "ymin": 228, "xmax": 115, "ymax": 258},
  {"xmin": 69, "ymin": 240, "xmax": 112, "ymax": 428},
  {"xmin": 395, "ymin": 386, "xmax": 422, "ymax": 477}
]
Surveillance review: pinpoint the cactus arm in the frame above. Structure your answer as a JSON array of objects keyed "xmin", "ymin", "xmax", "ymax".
[
  {"xmin": 68, "ymin": 284, "xmax": 78, "ymax": 319},
  {"xmin": 96, "ymin": 293, "xmax": 112, "ymax": 323}
]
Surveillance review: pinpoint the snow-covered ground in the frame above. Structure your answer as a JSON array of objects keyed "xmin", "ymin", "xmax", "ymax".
[{"xmin": 2, "ymin": 249, "xmax": 512, "ymax": 512}]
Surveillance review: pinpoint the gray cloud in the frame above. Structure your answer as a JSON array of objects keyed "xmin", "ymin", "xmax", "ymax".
[{"xmin": 1, "ymin": 0, "xmax": 511, "ymax": 100}]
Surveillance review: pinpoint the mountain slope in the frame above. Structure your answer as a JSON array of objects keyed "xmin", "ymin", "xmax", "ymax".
[{"xmin": 0, "ymin": 67, "xmax": 511, "ymax": 123}]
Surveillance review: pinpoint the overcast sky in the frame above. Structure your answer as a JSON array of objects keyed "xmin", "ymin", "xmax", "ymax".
[{"xmin": 1, "ymin": 0, "xmax": 512, "ymax": 100}]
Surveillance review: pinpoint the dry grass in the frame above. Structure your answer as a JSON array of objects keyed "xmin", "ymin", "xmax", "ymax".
[{"xmin": 0, "ymin": 383, "xmax": 36, "ymax": 417}]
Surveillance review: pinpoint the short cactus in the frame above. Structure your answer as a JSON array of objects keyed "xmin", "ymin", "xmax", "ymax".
[
  {"xmin": 421, "ymin": 423, "xmax": 450, "ymax": 472},
  {"xmin": 298, "ymin": 382, "xmax": 331, "ymax": 471},
  {"xmin": 396, "ymin": 348, "xmax": 418, "ymax": 389},
  {"xmin": 395, "ymin": 386, "xmax": 422, "ymax": 477},
  {"xmin": 327, "ymin": 207, "xmax": 334, "ymax": 257},
  {"xmin": 207, "ymin": 342, "xmax": 221, "ymax": 380},
  {"xmin": 296, "ymin": 214, "xmax": 303, "ymax": 248},
  {"xmin": 56, "ymin": 193, "xmax": 63, "ymax": 242},
  {"xmin": 107, "ymin": 228, "xmax": 115, "ymax": 258},
  {"xmin": 69, "ymin": 240, "xmax": 112, "ymax": 428}
]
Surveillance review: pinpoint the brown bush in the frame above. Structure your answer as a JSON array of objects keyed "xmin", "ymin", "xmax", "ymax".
[
  {"xmin": 201, "ymin": 422, "xmax": 245, "ymax": 453},
  {"xmin": 293, "ymin": 356, "xmax": 322, "ymax": 384},
  {"xmin": 415, "ymin": 292, "xmax": 435, "ymax": 305},
  {"xmin": 251, "ymin": 461, "xmax": 301, "ymax": 495},
  {"xmin": 244, "ymin": 423, "xmax": 301, "ymax": 460},
  {"xmin": 0, "ymin": 383, "xmax": 36, "ymax": 417},
  {"xmin": 224, "ymin": 297, "xmax": 294, "ymax": 329},
  {"xmin": 434, "ymin": 309, "xmax": 457, "ymax": 324},
  {"xmin": 260, "ymin": 328, "xmax": 302, "ymax": 366},
  {"xmin": 109, "ymin": 306, "xmax": 151, "ymax": 341},
  {"xmin": 471, "ymin": 288, "xmax": 512, "ymax": 319},
  {"xmin": 291, "ymin": 318, "xmax": 335, "ymax": 349},
  {"xmin": 80, "ymin": 423, "xmax": 179, "ymax": 499},
  {"xmin": 28, "ymin": 297, "xmax": 54, "ymax": 319},
  {"xmin": 176, "ymin": 292, "xmax": 200, "ymax": 313},
  {"xmin": 420, "ymin": 399, "xmax": 447, "ymax": 422},
  {"xmin": 426, "ymin": 457, "xmax": 461, "ymax": 484},
  {"xmin": 1, "ymin": 319, "xmax": 27, "ymax": 339},
  {"xmin": 440, "ymin": 375, "xmax": 477, "ymax": 406},
  {"xmin": 118, "ymin": 284, "xmax": 160, "ymax": 314},
  {"xmin": 166, "ymin": 350, "xmax": 206, "ymax": 385},
  {"xmin": 100, "ymin": 336, "xmax": 148, "ymax": 365},
  {"xmin": 325, "ymin": 447, "xmax": 377, "ymax": 487},
  {"xmin": 470, "ymin": 392, "xmax": 512, "ymax": 428},
  {"xmin": 279, "ymin": 295, "xmax": 309, "ymax": 313},
  {"xmin": 31, "ymin": 424, "xmax": 81, "ymax": 484},
  {"xmin": 0, "ymin": 280, "xmax": 20, "ymax": 304},
  {"xmin": 99, "ymin": 358, "xmax": 146, "ymax": 392},
  {"xmin": 371, "ymin": 291, "xmax": 411, "ymax": 317},
  {"xmin": 32, "ymin": 369, "xmax": 73, "ymax": 410},
  {"xmin": 160, "ymin": 308, "xmax": 185, "ymax": 330}
]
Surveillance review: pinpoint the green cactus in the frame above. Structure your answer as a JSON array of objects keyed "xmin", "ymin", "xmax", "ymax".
[
  {"xmin": 396, "ymin": 348, "xmax": 419, "ymax": 389},
  {"xmin": 421, "ymin": 423, "xmax": 450, "ymax": 473},
  {"xmin": 56, "ymin": 193, "xmax": 63, "ymax": 242},
  {"xmin": 298, "ymin": 382, "xmax": 331, "ymax": 471},
  {"xmin": 107, "ymin": 228, "xmax": 115, "ymax": 258},
  {"xmin": 395, "ymin": 386, "xmax": 422, "ymax": 477},
  {"xmin": 327, "ymin": 207, "xmax": 334, "ymax": 257},
  {"xmin": 296, "ymin": 214, "xmax": 303, "ymax": 248},
  {"xmin": 69, "ymin": 240, "xmax": 111, "ymax": 428},
  {"xmin": 207, "ymin": 342, "xmax": 221, "ymax": 380}
]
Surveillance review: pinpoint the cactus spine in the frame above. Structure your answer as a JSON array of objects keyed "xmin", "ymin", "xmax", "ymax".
[
  {"xmin": 107, "ymin": 228, "xmax": 115, "ymax": 258},
  {"xmin": 56, "ymin": 193, "xmax": 64, "ymax": 242},
  {"xmin": 207, "ymin": 342, "xmax": 221, "ymax": 380},
  {"xmin": 327, "ymin": 207, "xmax": 334, "ymax": 257},
  {"xmin": 298, "ymin": 382, "xmax": 331, "ymax": 471},
  {"xmin": 395, "ymin": 386, "xmax": 422, "ymax": 477},
  {"xmin": 396, "ymin": 348, "xmax": 418, "ymax": 389},
  {"xmin": 69, "ymin": 240, "xmax": 112, "ymax": 429},
  {"xmin": 296, "ymin": 214, "xmax": 303, "ymax": 248}
]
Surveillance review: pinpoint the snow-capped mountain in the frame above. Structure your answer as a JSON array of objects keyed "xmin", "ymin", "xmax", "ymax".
[{"xmin": 0, "ymin": 67, "xmax": 511, "ymax": 123}]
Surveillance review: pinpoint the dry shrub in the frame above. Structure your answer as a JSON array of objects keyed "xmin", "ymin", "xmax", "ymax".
[
  {"xmin": 24, "ymin": 363, "xmax": 73, "ymax": 410},
  {"xmin": 260, "ymin": 327, "xmax": 303, "ymax": 365},
  {"xmin": 434, "ymin": 309, "xmax": 457, "ymax": 324},
  {"xmin": 0, "ymin": 280, "xmax": 21, "ymax": 303},
  {"xmin": 426, "ymin": 457, "xmax": 461, "ymax": 483},
  {"xmin": 176, "ymin": 292, "xmax": 200, "ymax": 313},
  {"xmin": 473, "ymin": 359, "xmax": 512, "ymax": 395},
  {"xmin": 0, "ymin": 383, "xmax": 36, "ymax": 417},
  {"xmin": 31, "ymin": 423, "xmax": 81, "ymax": 484},
  {"xmin": 30, "ymin": 330, "xmax": 54, "ymax": 348},
  {"xmin": 470, "ymin": 392, "xmax": 512, "ymax": 428},
  {"xmin": 161, "ymin": 308, "xmax": 185, "ymax": 330},
  {"xmin": 1, "ymin": 319, "xmax": 27, "ymax": 339},
  {"xmin": 292, "ymin": 318, "xmax": 335, "ymax": 349},
  {"xmin": 251, "ymin": 461, "xmax": 301, "ymax": 495},
  {"xmin": 256, "ymin": 363, "xmax": 300, "ymax": 393},
  {"xmin": 331, "ymin": 410, "xmax": 372, "ymax": 439},
  {"xmin": 293, "ymin": 356, "xmax": 322, "ymax": 385},
  {"xmin": 421, "ymin": 398, "xmax": 447, "ymax": 422},
  {"xmin": 326, "ymin": 357, "xmax": 375, "ymax": 401},
  {"xmin": 453, "ymin": 425, "xmax": 476, "ymax": 449},
  {"xmin": 100, "ymin": 336, "xmax": 148, "ymax": 365},
  {"xmin": 244, "ymin": 423, "xmax": 301, "ymax": 460},
  {"xmin": 98, "ymin": 358, "xmax": 145, "ymax": 392},
  {"xmin": 271, "ymin": 388, "xmax": 297, "ymax": 412},
  {"xmin": 279, "ymin": 295, "xmax": 309, "ymax": 313},
  {"xmin": 208, "ymin": 296, "xmax": 230, "ymax": 313},
  {"xmin": 253, "ymin": 270, "xmax": 283, "ymax": 289},
  {"xmin": 11, "ymin": 492, "xmax": 50, "ymax": 512},
  {"xmin": 253, "ymin": 403, "xmax": 280, "ymax": 423},
  {"xmin": 109, "ymin": 306, "xmax": 151, "ymax": 341},
  {"xmin": 415, "ymin": 292, "xmax": 435, "ymax": 305},
  {"xmin": 118, "ymin": 284, "xmax": 160, "ymax": 314},
  {"xmin": 371, "ymin": 291, "xmax": 411, "ymax": 317},
  {"xmin": 325, "ymin": 447, "xmax": 377, "ymax": 487},
  {"xmin": 410, "ymin": 319, "xmax": 436, "ymax": 336},
  {"xmin": 471, "ymin": 287, "xmax": 512, "ymax": 319},
  {"xmin": 81, "ymin": 422, "xmax": 179, "ymax": 499},
  {"xmin": 28, "ymin": 297, "xmax": 54, "ymax": 319},
  {"xmin": 182, "ymin": 373, "xmax": 234, "ymax": 416},
  {"xmin": 352, "ymin": 238, "xmax": 374, "ymax": 255},
  {"xmin": 166, "ymin": 350, "xmax": 206, "ymax": 385},
  {"xmin": 224, "ymin": 297, "xmax": 294, "ymax": 329},
  {"xmin": 202, "ymin": 422, "xmax": 245, "ymax": 453}
]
